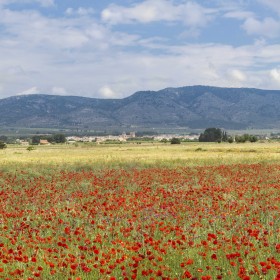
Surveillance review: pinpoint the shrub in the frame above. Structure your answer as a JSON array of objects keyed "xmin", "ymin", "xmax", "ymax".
[
  {"xmin": 0, "ymin": 141, "xmax": 7, "ymax": 149},
  {"xmin": 170, "ymin": 138, "xmax": 181, "ymax": 144},
  {"xmin": 27, "ymin": 146, "xmax": 35, "ymax": 151},
  {"xmin": 235, "ymin": 134, "xmax": 258, "ymax": 143},
  {"xmin": 249, "ymin": 135, "xmax": 258, "ymax": 142}
]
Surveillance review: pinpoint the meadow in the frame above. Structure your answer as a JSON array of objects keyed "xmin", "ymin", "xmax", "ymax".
[
  {"xmin": 1, "ymin": 141, "xmax": 280, "ymax": 171},
  {"xmin": 0, "ymin": 142, "xmax": 280, "ymax": 279}
]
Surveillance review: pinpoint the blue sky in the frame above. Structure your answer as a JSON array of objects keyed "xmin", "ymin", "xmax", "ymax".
[{"xmin": 0, "ymin": 0, "xmax": 280, "ymax": 99}]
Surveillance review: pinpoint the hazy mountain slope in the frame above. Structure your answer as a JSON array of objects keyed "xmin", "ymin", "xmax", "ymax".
[{"xmin": 1, "ymin": 86, "xmax": 280, "ymax": 129}]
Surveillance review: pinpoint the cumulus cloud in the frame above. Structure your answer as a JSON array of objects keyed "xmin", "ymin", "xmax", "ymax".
[
  {"xmin": 101, "ymin": 0, "xmax": 215, "ymax": 28},
  {"xmin": 1, "ymin": 39, "xmax": 280, "ymax": 99},
  {"xmin": 98, "ymin": 86, "xmax": 118, "ymax": 98},
  {"xmin": 65, "ymin": 7, "xmax": 95, "ymax": 17},
  {"xmin": 242, "ymin": 17, "xmax": 280, "ymax": 38},
  {"xmin": 16, "ymin": 87, "xmax": 40, "ymax": 96},
  {"xmin": 230, "ymin": 69, "xmax": 247, "ymax": 82},
  {"xmin": 0, "ymin": 1, "xmax": 280, "ymax": 100},
  {"xmin": 224, "ymin": 10, "xmax": 255, "ymax": 20},
  {"xmin": 270, "ymin": 68, "xmax": 280, "ymax": 83},
  {"xmin": 0, "ymin": 8, "xmax": 96, "ymax": 49},
  {"xmin": 102, "ymin": 0, "xmax": 176, "ymax": 24}
]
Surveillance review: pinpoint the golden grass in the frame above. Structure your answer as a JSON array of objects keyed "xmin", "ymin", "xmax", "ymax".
[{"xmin": 1, "ymin": 142, "xmax": 280, "ymax": 171}]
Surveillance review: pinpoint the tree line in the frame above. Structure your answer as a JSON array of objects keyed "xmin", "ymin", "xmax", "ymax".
[
  {"xmin": 199, "ymin": 128, "xmax": 258, "ymax": 143},
  {"xmin": 31, "ymin": 134, "xmax": 66, "ymax": 144}
]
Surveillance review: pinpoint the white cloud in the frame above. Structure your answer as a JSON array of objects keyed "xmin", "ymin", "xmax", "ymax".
[
  {"xmin": 0, "ymin": 6, "xmax": 139, "ymax": 53},
  {"xmin": 224, "ymin": 10, "xmax": 254, "ymax": 20},
  {"xmin": 257, "ymin": 0, "xmax": 280, "ymax": 15},
  {"xmin": 0, "ymin": 9, "xmax": 90, "ymax": 49},
  {"xmin": 1, "ymin": 40, "xmax": 280, "ymax": 99},
  {"xmin": 0, "ymin": 1, "xmax": 280, "ymax": 100},
  {"xmin": 52, "ymin": 87, "xmax": 67, "ymax": 95},
  {"xmin": 16, "ymin": 86, "xmax": 40, "ymax": 96},
  {"xmin": 101, "ymin": 0, "xmax": 215, "ymax": 28},
  {"xmin": 270, "ymin": 68, "xmax": 280, "ymax": 83},
  {"xmin": 37, "ymin": 0, "xmax": 54, "ymax": 7},
  {"xmin": 65, "ymin": 7, "xmax": 95, "ymax": 17},
  {"xmin": 0, "ymin": 0, "xmax": 55, "ymax": 7},
  {"xmin": 102, "ymin": 0, "xmax": 176, "ymax": 24},
  {"xmin": 98, "ymin": 86, "xmax": 118, "ymax": 98},
  {"xmin": 242, "ymin": 17, "xmax": 280, "ymax": 38},
  {"xmin": 230, "ymin": 69, "xmax": 247, "ymax": 82}
]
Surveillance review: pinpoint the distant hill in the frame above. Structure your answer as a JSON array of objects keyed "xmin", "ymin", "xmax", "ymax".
[{"xmin": 1, "ymin": 85, "xmax": 280, "ymax": 130}]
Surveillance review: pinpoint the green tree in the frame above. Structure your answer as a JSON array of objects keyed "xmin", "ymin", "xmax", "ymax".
[
  {"xmin": 0, "ymin": 135, "xmax": 8, "ymax": 142},
  {"xmin": 235, "ymin": 134, "xmax": 258, "ymax": 143},
  {"xmin": 46, "ymin": 135, "xmax": 54, "ymax": 143},
  {"xmin": 0, "ymin": 141, "xmax": 7, "ymax": 149},
  {"xmin": 243, "ymin": 134, "xmax": 250, "ymax": 142},
  {"xmin": 235, "ymin": 135, "xmax": 246, "ymax": 143},
  {"xmin": 199, "ymin": 128, "xmax": 223, "ymax": 142},
  {"xmin": 170, "ymin": 137, "xmax": 181, "ymax": 144},
  {"xmin": 32, "ymin": 135, "xmax": 41, "ymax": 145},
  {"xmin": 249, "ymin": 135, "xmax": 258, "ymax": 142},
  {"xmin": 228, "ymin": 137, "xmax": 234, "ymax": 143},
  {"xmin": 53, "ymin": 134, "xmax": 66, "ymax": 143},
  {"xmin": 222, "ymin": 131, "xmax": 228, "ymax": 142}
]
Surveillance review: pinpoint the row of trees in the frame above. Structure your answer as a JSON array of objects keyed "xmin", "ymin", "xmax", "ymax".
[
  {"xmin": 199, "ymin": 128, "xmax": 258, "ymax": 143},
  {"xmin": 199, "ymin": 128, "xmax": 228, "ymax": 142},
  {"xmin": 235, "ymin": 134, "xmax": 258, "ymax": 143},
  {"xmin": 0, "ymin": 129, "xmax": 259, "ymax": 148},
  {"xmin": 31, "ymin": 134, "xmax": 66, "ymax": 144}
]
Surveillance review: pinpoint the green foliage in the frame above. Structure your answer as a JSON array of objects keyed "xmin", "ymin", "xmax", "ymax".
[
  {"xmin": 199, "ymin": 128, "xmax": 223, "ymax": 142},
  {"xmin": 228, "ymin": 137, "xmax": 234, "ymax": 143},
  {"xmin": 27, "ymin": 146, "xmax": 35, "ymax": 151},
  {"xmin": 104, "ymin": 140, "xmax": 124, "ymax": 144},
  {"xmin": 235, "ymin": 135, "xmax": 245, "ymax": 143},
  {"xmin": 222, "ymin": 131, "xmax": 228, "ymax": 142},
  {"xmin": 53, "ymin": 134, "xmax": 66, "ymax": 143},
  {"xmin": 249, "ymin": 135, "xmax": 258, "ymax": 142},
  {"xmin": 32, "ymin": 134, "xmax": 66, "ymax": 144},
  {"xmin": 128, "ymin": 137, "xmax": 154, "ymax": 142},
  {"xmin": 32, "ymin": 135, "xmax": 41, "ymax": 144},
  {"xmin": 0, "ymin": 135, "xmax": 8, "ymax": 142},
  {"xmin": 170, "ymin": 137, "xmax": 181, "ymax": 144},
  {"xmin": 160, "ymin": 138, "xmax": 168, "ymax": 143},
  {"xmin": 235, "ymin": 134, "xmax": 258, "ymax": 143},
  {"xmin": 0, "ymin": 141, "xmax": 7, "ymax": 149}
]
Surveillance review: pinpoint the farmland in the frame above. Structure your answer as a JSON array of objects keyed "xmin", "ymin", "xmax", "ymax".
[
  {"xmin": 1, "ymin": 142, "xmax": 280, "ymax": 171},
  {"xmin": 0, "ymin": 142, "xmax": 280, "ymax": 279}
]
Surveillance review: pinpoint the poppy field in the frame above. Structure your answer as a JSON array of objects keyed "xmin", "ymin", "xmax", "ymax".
[{"xmin": 0, "ymin": 162, "xmax": 280, "ymax": 279}]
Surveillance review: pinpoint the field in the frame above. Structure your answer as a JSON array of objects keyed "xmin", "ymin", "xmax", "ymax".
[
  {"xmin": 0, "ymin": 142, "xmax": 280, "ymax": 279},
  {"xmin": 2, "ymin": 142, "xmax": 280, "ymax": 170}
]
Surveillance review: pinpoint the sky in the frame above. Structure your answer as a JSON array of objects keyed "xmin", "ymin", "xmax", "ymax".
[{"xmin": 0, "ymin": 0, "xmax": 280, "ymax": 99}]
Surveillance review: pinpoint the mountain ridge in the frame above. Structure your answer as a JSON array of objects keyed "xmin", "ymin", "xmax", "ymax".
[{"xmin": 1, "ymin": 85, "xmax": 280, "ymax": 130}]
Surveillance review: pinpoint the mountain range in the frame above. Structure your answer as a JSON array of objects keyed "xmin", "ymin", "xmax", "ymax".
[{"xmin": 1, "ymin": 85, "xmax": 280, "ymax": 131}]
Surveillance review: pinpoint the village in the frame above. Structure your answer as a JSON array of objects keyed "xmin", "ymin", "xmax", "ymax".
[{"xmin": 66, "ymin": 132, "xmax": 199, "ymax": 144}]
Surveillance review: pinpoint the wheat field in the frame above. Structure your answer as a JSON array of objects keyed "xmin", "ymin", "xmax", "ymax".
[{"xmin": 1, "ymin": 142, "xmax": 280, "ymax": 172}]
